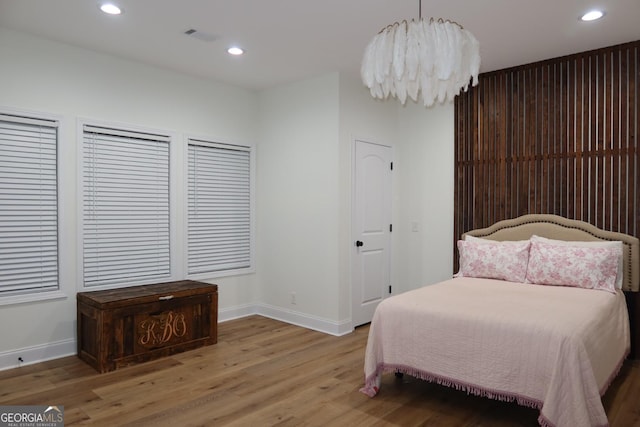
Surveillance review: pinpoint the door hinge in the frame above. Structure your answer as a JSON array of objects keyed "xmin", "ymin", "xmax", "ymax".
[
  {"xmin": 390, "ymin": 162, "xmax": 393, "ymax": 170},
  {"xmin": 389, "ymin": 224, "xmax": 392, "ymax": 232},
  {"xmin": 388, "ymin": 285, "xmax": 392, "ymax": 294}
]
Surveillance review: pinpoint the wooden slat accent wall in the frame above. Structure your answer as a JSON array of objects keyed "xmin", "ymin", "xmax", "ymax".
[
  {"xmin": 455, "ymin": 40, "xmax": 639, "ymax": 249},
  {"xmin": 454, "ymin": 40, "xmax": 640, "ymax": 358}
]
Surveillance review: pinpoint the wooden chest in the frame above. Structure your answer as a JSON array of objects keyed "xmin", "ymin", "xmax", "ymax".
[{"xmin": 77, "ymin": 280, "xmax": 218, "ymax": 373}]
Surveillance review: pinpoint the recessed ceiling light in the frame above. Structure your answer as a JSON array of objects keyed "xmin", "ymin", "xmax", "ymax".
[
  {"xmin": 227, "ymin": 47, "xmax": 244, "ymax": 56},
  {"xmin": 100, "ymin": 3, "xmax": 122, "ymax": 15},
  {"xmin": 581, "ymin": 10, "xmax": 604, "ymax": 21}
]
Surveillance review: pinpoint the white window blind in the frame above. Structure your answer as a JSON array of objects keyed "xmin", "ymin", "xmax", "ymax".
[
  {"xmin": 0, "ymin": 113, "xmax": 58, "ymax": 296},
  {"xmin": 83, "ymin": 124, "xmax": 171, "ymax": 287},
  {"xmin": 188, "ymin": 140, "xmax": 251, "ymax": 275}
]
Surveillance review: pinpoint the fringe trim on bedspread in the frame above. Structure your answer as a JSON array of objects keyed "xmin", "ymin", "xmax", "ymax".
[
  {"xmin": 360, "ymin": 363, "xmax": 543, "ymax": 409},
  {"xmin": 360, "ymin": 358, "xmax": 624, "ymax": 427},
  {"xmin": 538, "ymin": 413, "xmax": 556, "ymax": 427}
]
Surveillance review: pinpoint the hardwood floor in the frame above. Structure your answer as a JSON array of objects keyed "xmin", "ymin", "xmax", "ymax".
[{"xmin": 1, "ymin": 315, "xmax": 639, "ymax": 426}]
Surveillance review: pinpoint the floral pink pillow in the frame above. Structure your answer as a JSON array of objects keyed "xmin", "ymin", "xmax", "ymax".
[
  {"xmin": 525, "ymin": 240, "xmax": 619, "ymax": 293},
  {"xmin": 529, "ymin": 235, "xmax": 624, "ymax": 289},
  {"xmin": 456, "ymin": 239, "xmax": 530, "ymax": 282}
]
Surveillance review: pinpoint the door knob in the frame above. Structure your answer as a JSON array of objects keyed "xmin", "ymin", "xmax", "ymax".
[{"xmin": 355, "ymin": 240, "xmax": 364, "ymax": 247}]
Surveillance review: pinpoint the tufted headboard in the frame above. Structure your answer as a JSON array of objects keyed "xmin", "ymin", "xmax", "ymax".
[{"xmin": 463, "ymin": 214, "xmax": 640, "ymax": 292}]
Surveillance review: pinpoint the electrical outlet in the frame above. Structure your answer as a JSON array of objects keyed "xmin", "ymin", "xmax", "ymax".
[{"xmin": 290, "ymin": 292, "xmax": 296, "ymax": 305}]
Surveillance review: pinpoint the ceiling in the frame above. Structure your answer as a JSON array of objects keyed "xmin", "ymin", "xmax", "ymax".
[{"xmin": 1, "ymin": 0, "xmax": 639, "ymax": 91}]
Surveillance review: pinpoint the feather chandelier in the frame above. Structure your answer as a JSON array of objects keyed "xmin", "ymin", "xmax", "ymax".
[{"xmin": 361, "ymin": 13, "xmax": 480, "ymax": 107}]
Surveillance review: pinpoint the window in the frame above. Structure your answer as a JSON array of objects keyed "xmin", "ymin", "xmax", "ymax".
[
  {"xmin": 82, "ymin": 124, "xmax": 171, "ymax": 288},
  {"xmin": 0, "ymin": 113, "xmax": 58, "ymax": 297},
  {"xmin": 188, "ymin": 139, "xmax": 252, "ymax": 275}
]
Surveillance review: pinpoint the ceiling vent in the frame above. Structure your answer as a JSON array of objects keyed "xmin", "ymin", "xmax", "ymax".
[{"xmin": 184, "ymin": 29, "xmax": 218, "ymax": 42}]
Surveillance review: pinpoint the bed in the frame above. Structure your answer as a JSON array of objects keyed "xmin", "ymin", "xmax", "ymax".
[{"xmin": 360, "ymin": 214, "xmax": 639, "ymax": 427}]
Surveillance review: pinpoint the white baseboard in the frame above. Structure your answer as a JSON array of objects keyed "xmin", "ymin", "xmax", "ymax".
[
  {"xmin": 254, "ymin": 303, "xmax": 353, "ymax": 336},
  {"xmin": 0, "ymin": 338, "xmax": 76, "ymax": 371},
  {"xmin": 0, "ymin": 305, "xmax": 353, "ymax": 372},
  {"xmin": 219, "ymin": 303, "xmax": 352, "ymax": 336},
  {"xmin": 218, "ymin": 303, "xmax": 258, "ymax": 322}
]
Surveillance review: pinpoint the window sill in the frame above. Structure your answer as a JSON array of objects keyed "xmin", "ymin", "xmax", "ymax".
[{"xmin": 0, "ymin": 290, "xmax": 68, "ymax": 307}]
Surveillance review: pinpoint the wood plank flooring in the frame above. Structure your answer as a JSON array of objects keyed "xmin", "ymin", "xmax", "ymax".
[{"xmin": 1, "ymin": 315, "xmax": 638, "ymax": 426}]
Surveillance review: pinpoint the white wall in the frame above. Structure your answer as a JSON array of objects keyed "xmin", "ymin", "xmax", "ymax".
[
  {"xmin": 0, "ymin": 27, "xmax": 260, "ymax": 367},
  {"xmin": 393, "ymin": 101, "xmax": 455, "ymax": 293},
  {"xmin": 256, "ymin": 73, "xmax": 345, "ymax": 333},
  {"xmin": 254, "ymin": 70, "xmax": 455, "ymax": 333}
]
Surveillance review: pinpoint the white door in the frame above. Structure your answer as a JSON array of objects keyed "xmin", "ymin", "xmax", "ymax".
[{"xmin": 352, "ymin": 140, "xmax": 392, "ymax": 327}]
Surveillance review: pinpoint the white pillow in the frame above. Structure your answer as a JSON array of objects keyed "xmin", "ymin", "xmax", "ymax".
[{"xmin": 529, "ymin": 235, "xmax": 624, "ymax": 289}]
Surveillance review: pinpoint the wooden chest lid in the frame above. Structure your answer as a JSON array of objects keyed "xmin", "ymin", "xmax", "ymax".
[{"xmin": 76, "ymin": 280, "xmax": 218, "ymax": 309}]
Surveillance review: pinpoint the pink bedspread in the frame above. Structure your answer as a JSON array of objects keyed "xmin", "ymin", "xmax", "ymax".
[{"xmin": 361, "ymin": 277, "xmax": 630, "ymax": 427}]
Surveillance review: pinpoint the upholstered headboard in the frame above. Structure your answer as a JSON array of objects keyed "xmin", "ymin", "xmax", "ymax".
[{"xmin": 462, "ymin": 214, "xmax": 640, "ymax": 292}]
